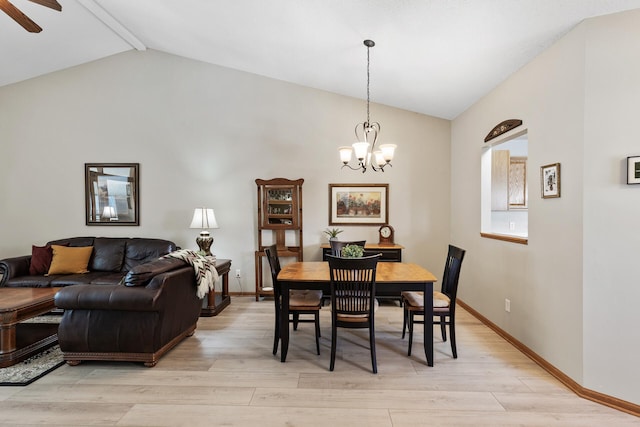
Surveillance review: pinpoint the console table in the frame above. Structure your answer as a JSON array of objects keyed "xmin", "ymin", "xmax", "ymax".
[
  {"xmin": 201, "ymin": 259, "xmax": 231, "ymax": 317},
  {"xmin": 321, "ymin": 243, "xmax": 404, "ymax": 262}
]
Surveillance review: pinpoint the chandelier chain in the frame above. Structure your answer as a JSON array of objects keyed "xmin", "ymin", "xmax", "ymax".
[{"xmin": 366, "ymin": 44, "xmax": 370, "ymax": 124}]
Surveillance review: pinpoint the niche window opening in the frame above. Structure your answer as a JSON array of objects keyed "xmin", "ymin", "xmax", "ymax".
[{"xmin": 481, "ymin": 130, "xmax": 528, "ymax": 244}]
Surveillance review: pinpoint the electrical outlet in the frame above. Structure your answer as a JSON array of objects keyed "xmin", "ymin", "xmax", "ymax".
[
  {"xmin": 509, "ymin": 222, "xmax": 516, "ymax": 231},
  {"xmin": 235, "ymin": 269, "xmax": 241, "ymax": 278},
  {"xmin": 505, "ymin": 298, "xmax": 511, "ymax": 313}
]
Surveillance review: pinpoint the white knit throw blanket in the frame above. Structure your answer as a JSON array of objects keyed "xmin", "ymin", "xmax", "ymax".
[{"xmin": 163, "ymin": 249, "xmax": 219, "ymax": 299}]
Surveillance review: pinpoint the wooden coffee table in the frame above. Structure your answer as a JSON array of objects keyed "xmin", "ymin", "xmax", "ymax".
[{"xmin": 0, "ymin": 287, "xmax": 61, "ymax": 368}]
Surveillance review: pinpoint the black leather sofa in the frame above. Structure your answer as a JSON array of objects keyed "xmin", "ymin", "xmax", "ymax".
[
  {"xmin": 0, "ymin": 237, "xmax": 177, "ymax": 288},
  {"xmin": 0, "ymin": 237, "xmax": 203, "ymax": 367}
]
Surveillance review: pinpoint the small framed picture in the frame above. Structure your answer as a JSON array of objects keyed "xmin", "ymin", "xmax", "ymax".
[
  {"xmin": 541, "ymin": 163, "xmax": 561, "ymax": 198},
  {"xmin": 627, "ymin": 156, "xmax": 640, "ymax": 184}
]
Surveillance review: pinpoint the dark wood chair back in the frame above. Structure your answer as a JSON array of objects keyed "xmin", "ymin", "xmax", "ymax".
[
  {"xmin": 264, "ymin": 244, "xmax": 281, "ymax": 299},
  {"xmin": 441, "ymin": 245, "xmax": 466, "ymax": 313},
  {"xmin": 327, "ymin": 254, "xmax": 381, "ymax": 373},
  {"xmin": 329, "ymin": 240, "xmax": 366, "ymax": 257}
]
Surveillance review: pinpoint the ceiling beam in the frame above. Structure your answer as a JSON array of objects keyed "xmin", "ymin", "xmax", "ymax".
[
  {"xmin": 0, "ymin": 0, "xmax": 42, "ymax": 32},
  {"xmin": 28, "ymin": 0, "xmax": 62, "ymax": 12},
  {"xmin": 77, "ymin": 0, "xmax": 145, "ymax": 51}
]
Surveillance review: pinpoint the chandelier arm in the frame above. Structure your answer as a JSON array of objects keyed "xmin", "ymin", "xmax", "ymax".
[{"xmin": 341, "ymin": 163, "xmax": 366, "ymax": 172}]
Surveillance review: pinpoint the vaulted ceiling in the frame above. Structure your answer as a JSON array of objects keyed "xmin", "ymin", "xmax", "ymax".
[{"xmin": 2, "ymin": 0, "xmax": 640, "ymax": 119}]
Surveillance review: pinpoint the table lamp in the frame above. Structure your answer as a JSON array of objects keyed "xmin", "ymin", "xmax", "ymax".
[{"xmin": 189, "ymin": 208, "xmax": 219, "ymax": 256}]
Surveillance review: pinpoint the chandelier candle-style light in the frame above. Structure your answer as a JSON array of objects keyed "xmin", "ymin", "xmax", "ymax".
[{"xmin": 339, "ymin": 39, "xmax": 396, "ymax": 173}]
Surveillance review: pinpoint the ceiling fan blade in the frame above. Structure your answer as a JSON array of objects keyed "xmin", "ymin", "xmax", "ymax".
[
  {"xmin": 28, "ymin": 0, "xmax": 61, "ymax": 12},
  {"xmin": 0, "ymin": 0, "xmax": 42, "ymax": 32}
]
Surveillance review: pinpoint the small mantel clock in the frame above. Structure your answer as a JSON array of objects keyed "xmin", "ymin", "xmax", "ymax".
[{"xmin": 378, "ymin": 224, "xmax": 395, "ymax": 245}]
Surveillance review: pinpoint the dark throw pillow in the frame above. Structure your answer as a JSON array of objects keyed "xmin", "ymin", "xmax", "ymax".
[{"xmin": 29, "ymin": 245, "xmax": 53, "ymax": 275}]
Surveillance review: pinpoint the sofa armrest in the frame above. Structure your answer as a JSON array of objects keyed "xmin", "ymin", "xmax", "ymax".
[
  {"xmin": 55, "ymin": 284, "xmax": 159, "ymax": 311},
  {"xmin": 123, "ymin": 257, "xmax": 185, "ymax": 287},
  {"xmin": 0, "ymin": 255, "xmax": 31, "ymax": 286},
  {"xmin": 54, "ymin": 266, "xmax": 197, "ymax": 312}
]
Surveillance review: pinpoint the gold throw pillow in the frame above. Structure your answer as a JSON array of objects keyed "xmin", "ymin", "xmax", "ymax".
[{"xmin": 47, "ymin": 245, "xmax": 93, "ymax": 275}]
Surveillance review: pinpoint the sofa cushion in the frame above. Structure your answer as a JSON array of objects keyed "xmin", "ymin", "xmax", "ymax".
[
  {"xmin": 123, "ymin": 238, "xmax": 177, "ymax": 271},
  {"xmin": 50, "ymin": 271, "xmax": 119, "ymax": 287},
  {"xmin": 47, "ymin": 245, "xmax": 94, "ymax": 275},
  {"xmin": 90, "ymin": 238, "xmax": 127, "ymax": 272},
  {"xmin": 124, "ymin": 257, "xmax": 185, "ymax": 287},
  {"xmin": 90, "ymin": 272, "xmax": 126, "ymax": 286},
  {"xmin": 2, "ymin": 275, "xmax": 59, "ymax": 288}
]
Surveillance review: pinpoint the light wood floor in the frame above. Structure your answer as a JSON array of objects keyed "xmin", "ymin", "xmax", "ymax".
[{"xmin": 0, "ymin": 297, "xmax": 637, "ymax": 426}]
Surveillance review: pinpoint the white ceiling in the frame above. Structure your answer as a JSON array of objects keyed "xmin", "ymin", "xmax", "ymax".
[{"xmin": 2, "ymin": 0, "xmax": 640, "ymax": 119}]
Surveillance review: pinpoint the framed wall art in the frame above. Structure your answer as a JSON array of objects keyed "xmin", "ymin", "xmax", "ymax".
[
  {"xmin": 329, "ymin": 183, "xmax": 389, "ymax": 225},
  {"xmin": 627, "ymin": 156, "xmax": 640, "ymax": 184},
  {"xmin": 85, "ymin": 163, "xmax": 139, "ymax": 225},
  {"xmin": 540, "ymin": 163, "xmax": 561, "ymax": 199}
]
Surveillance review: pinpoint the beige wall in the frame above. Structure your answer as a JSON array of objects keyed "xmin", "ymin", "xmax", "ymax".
[
  {"xmin": 582, "ymin": 10, "xmax": 640, "ymax": 404},
  {"xmin": 0, "ymin": 49, "xmax": 451, "ymax": 294},
  {"xmin": 451, "ymin": 10, "xmax": 640, "ymax": 405}
]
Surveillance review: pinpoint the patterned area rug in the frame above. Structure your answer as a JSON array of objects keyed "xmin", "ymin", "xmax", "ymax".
[
  {"xmin": 0, "ymin": 345, "xmax": 64, "ymax": 386},
  {"xmin": 0, "ymin": 314, "xmax": 64, "ymax": 386}
]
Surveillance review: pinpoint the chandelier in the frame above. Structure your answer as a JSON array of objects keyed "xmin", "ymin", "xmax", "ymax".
[{"xmin": 339, "ymin": 39, "xmax": 396, "ymax": 173}]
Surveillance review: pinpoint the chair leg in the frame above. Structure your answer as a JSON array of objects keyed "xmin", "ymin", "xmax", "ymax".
[
  {"xmin": 449, "ymin": 316, "xmax": 457, "ymax": 359},
  {"xmin": 401, "ymin": 303, "xmax": 407, "ymax": 339},
  {"xmin": 273, "ymin": 309, "xmax": 280, "ymax": 355},
  {"xmin": 314, "ymin": 312, "xmax": 321, "ymax": 355},
  {"xmin": 330, "ymin": 320, "xmax": 337, "ymax": 371},
  {"xmin": 407, "ymin": 311, "xmax": 414, "ymax": 356},
  {"xmin": 440, "ymin": 315, "xmax": 447, "ymax": 342},
  {"xmin": 369, "ymin": 323, "xmax": 377, "ymax": 374},
  {"xmin": 293, "ymin": 312, "xmax": 299, "ymax": 330}
]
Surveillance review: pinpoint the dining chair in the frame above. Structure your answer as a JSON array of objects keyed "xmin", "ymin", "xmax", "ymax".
[
  {"xmin": 327, "ymin": 254, "xmax": 381, "ymax": 373},
  {"xmin": 401, "ymin": 244, "xmax": 466, "ymax": 358},
  {"xmin": 264, "ymin": 244, "xmax": 322, "ymax": 356},
  {"xmin": 329, "ymin": 240, "xmax": 366, "ymax": 257}
]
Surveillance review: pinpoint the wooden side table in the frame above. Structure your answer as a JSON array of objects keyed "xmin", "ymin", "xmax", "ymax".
[{"xmin": 200, "ymin": 259, "xmax": 231, "ymax": 317}]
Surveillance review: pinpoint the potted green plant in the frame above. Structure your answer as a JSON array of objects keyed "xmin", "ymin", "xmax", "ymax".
[
  {"xmin": 341, "ymin": 244, "xmax": 364, "ymax": 258},
  {"xmin": 323, "ymin": 227, "xmax": 343, "ymax": 241}
]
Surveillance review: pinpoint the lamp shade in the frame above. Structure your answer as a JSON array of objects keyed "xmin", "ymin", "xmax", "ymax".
[
  {"xmin": 102, "ymin": 206, "xmax": 117, "ymax": 220},
  {"xmin": 189, "ymin": 208, "xmax": 219, "ymax": 229}
]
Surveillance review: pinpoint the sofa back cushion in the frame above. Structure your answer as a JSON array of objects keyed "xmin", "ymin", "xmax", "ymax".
[
  {"xmin": 90, "ymin": 238, "xmax": 127, "ymax": 272},
  {"xmin": 123, "ymin": 238, "xmax": 177, "ymax": 271},
  {"xmin": 48, "ymin": 237, "xmax": 95, "ymax": 248}
]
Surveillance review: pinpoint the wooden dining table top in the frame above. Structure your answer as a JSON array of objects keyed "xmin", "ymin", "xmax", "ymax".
[{"xmin": 278, "ymin": 261, "xmax": 438, "ymax": 283}]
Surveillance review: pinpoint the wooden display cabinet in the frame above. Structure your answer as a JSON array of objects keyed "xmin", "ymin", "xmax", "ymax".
[{"xmin": 255, "ymin": 178, "xmax": 304, "ymax": 300}]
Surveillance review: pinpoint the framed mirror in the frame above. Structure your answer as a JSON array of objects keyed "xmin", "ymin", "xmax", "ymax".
[{"xmin": 85, "ymin": 163, "xmax": 139, "ymax": 226}]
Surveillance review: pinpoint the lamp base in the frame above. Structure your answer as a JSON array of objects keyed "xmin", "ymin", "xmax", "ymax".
[{"xmin": 195, "ymin": 231, "xmax": 213, "ymax": 257}]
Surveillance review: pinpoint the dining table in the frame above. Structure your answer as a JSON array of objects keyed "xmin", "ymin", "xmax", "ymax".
[{"xmin": 277, "ymin": 261, "xmax": 438, "ymax": 366}]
